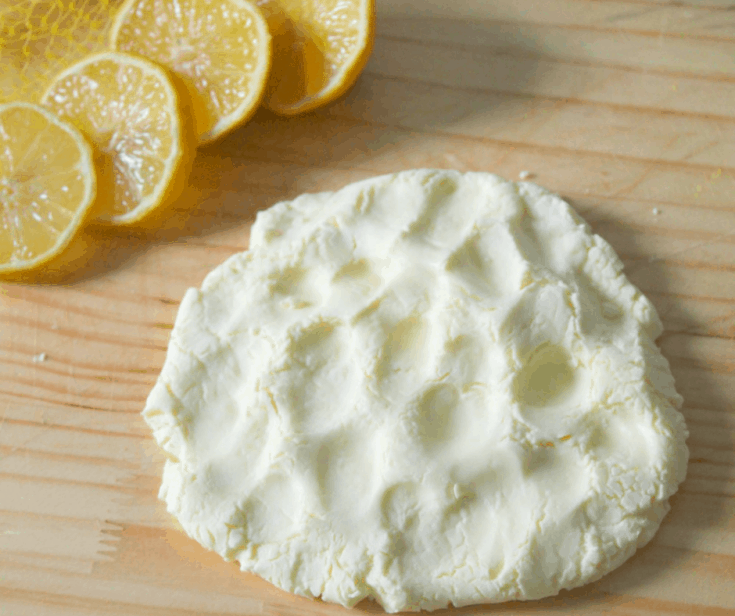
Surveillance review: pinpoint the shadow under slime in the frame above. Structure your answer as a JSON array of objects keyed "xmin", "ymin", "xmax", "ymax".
[{"xmin": 562, "ymin": 200, "xmax": 731, "ymax": 605}]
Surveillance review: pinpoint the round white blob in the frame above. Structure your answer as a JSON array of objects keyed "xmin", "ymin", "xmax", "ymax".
[{"xmin": 144, "ymin": 170, "xmax": 689, "ymax": 612}]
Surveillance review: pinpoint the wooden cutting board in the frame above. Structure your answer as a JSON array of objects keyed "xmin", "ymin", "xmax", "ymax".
[{"xmin": 1, "ymin": 0, "xmax": 734, "ymax": 614}]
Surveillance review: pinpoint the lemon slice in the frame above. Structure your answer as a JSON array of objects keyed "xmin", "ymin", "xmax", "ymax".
[
  {"xmin": 256, "ymin": 0, "xmax": 375, "ymax": 115},
  {"xmin": 41, "ymin": 51, "xmax": 194, "ymax": 226},
  {"xmin": 0, "ymin": 102, "xmax": 96, "ymax": 276},
  {"xmin": 110, "ymin": 0, "xmax": 271, "ymax": 144}
]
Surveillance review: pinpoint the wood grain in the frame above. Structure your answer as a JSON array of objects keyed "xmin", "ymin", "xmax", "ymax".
[{"xmin": 1, "ymin": 0, "xmax": 734, "ymax": 613}]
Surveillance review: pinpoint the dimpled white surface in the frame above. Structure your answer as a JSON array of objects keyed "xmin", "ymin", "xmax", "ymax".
[{"xmin": 143, "ymin": 169, "xmax": 689, "ymax": 612}]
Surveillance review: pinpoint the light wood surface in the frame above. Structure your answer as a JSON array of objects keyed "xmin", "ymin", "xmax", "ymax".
[{"xmin": 2, "ymin": 0, "xmax": 735, "ymax": 614}]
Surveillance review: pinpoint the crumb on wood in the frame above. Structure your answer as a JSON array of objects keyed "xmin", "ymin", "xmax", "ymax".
[{"xmin": 32, "ymin": 352, "xmax": 48, "ymax": 363}]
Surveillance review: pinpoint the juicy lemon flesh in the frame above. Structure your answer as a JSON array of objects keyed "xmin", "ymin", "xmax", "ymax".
[
  {"xmin": 42, "ymin": 52, "xmax": 185, "ymax": 224},
  {"xmin": 111, "ymin": 0, "xmax": 271, "ymax": 143},
  {"xmin": 0, "ymin": 102, "xmax": 95, "ymax": 272},
  {"xmin": 256, "ymin": 0, "xmax": 374, "ymax": 114}
]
